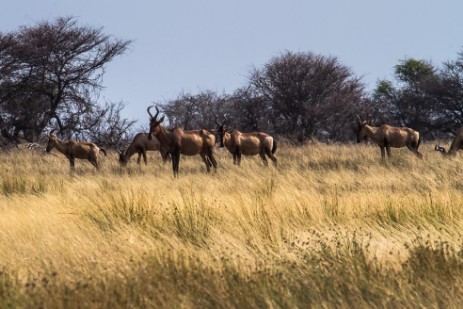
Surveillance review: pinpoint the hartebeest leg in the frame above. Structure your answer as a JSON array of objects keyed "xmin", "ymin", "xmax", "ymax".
[
  {"xmin": 386, "ymin": 146, "xmax": 392, "ymax": 158},
  {"xmin": 383, "ymin": 138, "xmax": 392, "ymax": 158},
  {"xmin": 88, "ymin": 153, "xmax": 100, "ymax": 170},
  {"xmin": 380, "ymin": 147, "xmax": 386, "ymax": 159},
  {"xmin": 413, "ymin": 148, "xmax": 423, "ymax": 159},
  {"xmin": 236, "ymin": 149, "xmax": 242, "ymax": 166},
  {"xmin": 91, "ymin": 160, "xmax": 100, "ymax": 170},
  {"xmin": 259, "ymin": 151, "xmax": 269, "ymax": 167},
  {"xmin": 172, "ymin": 148, "xmax": 180, "ymax": 178},
  {"xmin": 409, "ymin": 144, "xmax": 423, "ymax": 159},
  {"xmin": 161, "ymin": 151, "xmax": 170, "ymax": 163},
  {"xmin": 200, "ymin": 153, "xmax": 211, "ymax": 172},
  {"xmin": 69, "ymin": 157, "xmax": 75, "ymax": 169},
  {"xmin": 265, "ymin": 147, "xmax": 277, "ymax": 167},
  {"xmin": 142, "ymin": 150, "xmax": 148, "ymax": 165},
  {"xmin": 136, "ymin": 152, "xmax": 142, "ymax": 164},
  {"xmin": 207, "ymin": 147, "xmax": 218, "ymax": 171}
]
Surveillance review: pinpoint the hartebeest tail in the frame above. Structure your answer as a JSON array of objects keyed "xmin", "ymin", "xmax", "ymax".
[
  {"xmin": 213, "ymin": 115, "xmax": 277, "ymax": 167},
  {"xmin": 435, "ymin": 125, "xmax": 463, "ymax": 156},
  {"xmin": 147, "ymin": 105, "xmax": 217, "ymax": 178},
  {"xmin": 117, "ymin": 132, "xmax": 170, "ymax": 166},
  {"xmin": 272, "ymin": 139, "xmax": 278, "ymax": 155},
  {"xmin": 46, "ymin": 130, "xmax": 106, "ymax": 169},
  {"xmin": 356, "ymin": 120, "xmax": 423, "ymax": 159}
]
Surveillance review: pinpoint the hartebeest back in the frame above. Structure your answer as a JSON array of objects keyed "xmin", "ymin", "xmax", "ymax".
[
  {"xmin": 214, "ymin": 115, "xmax": 277, "ymax": 166},
  {"xmin": 147, "ymin": 105, "xmax": 217, "ymax": 177},
  {"xmin": 435, "ymin": 125, "xmax": 463, "ymax": 156},
  {"xmin": 117, "ymin": 133, "xmax": 170, "ymax": 166},
  {"xmin": 46, "ymin": 130, "xmax": 107, "ymax": 169},
  {"xmin": 357, "ymin": 120, "xmax": 423, "ymax": 159}
]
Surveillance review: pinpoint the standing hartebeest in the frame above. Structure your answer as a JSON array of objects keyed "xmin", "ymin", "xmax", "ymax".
[
  {"xmin": 46, "ymin": 130, "xmax": 107, "ymax": 169},
  {"xmin": 147, "ymin": 105, "xmax": 217, "ymax": 177},
  {"xmin": 435, "ymin": 125, "xmax": 463, "ymax": 156},
  {"xmin": 117, "ymin": 133, "xmax": 170, "ymax": 166},
  {"xmin": 356, "ymin": 120, "xmax": 423, "ymax": 159},
  {"xmin": 213, "ymin": 115, "xmax": 277, "ymax": 166}
]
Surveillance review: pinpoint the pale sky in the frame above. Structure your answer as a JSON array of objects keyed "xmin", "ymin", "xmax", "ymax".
[{"xmin": 1, "ymin": 0, "xmax": 462, "ymax": 124}]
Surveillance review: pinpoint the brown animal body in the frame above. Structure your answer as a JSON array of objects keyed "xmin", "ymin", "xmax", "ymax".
[
  {"xmin": 118, "ymin": 133, "xmax": 170, "ymax": 166},
  {"xmin": 435, "ymin": 125, "xmax": 463, "ymax": 156},
  {"xmin": 214, "ymin": 116, "xmax": 277, "ymax": 166},
  {"xmin": 147, "ymin": 106, "xmax": 217, "ymax": 177},
  {"xmin": 357, "ymin": 121, "xmax": 422, "ymax": 159},
  {"xmin": 46, "ymin": 131, "xmax": 107, "ymax": 169}
]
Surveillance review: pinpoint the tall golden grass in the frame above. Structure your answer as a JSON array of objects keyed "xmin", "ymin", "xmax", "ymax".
[{"xmin": 1, "ymin": 142, "xmax": 463, "ymax": 308}]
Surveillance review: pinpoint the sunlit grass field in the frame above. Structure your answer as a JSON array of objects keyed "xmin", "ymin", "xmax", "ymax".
[{"xmin": 1, "ymin": 141, "xmax": 463, "ymax": 308}]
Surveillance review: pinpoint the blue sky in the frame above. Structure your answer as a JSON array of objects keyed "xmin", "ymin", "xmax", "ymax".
[{"xmin": 1, "ymin": 0, "xmax": 462, "ymax": 125}]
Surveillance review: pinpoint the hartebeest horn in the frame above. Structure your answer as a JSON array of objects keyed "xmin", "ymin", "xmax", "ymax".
[
  {"xmin": 147, "ymin": 106, "xmax": 154, "ymax": 119},
  {"xmin": 435, "ymin": 145, "xmax": 446, "ymax": 154},
  {"xmin": 222, "ymin": 114, "xmax": 228, "ymax": 126},
  {"xmin": 147, "ymin": 105, "xmax": 161, "ymax": 120}
]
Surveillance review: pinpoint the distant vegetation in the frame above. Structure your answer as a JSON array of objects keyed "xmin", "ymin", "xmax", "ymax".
[
  {"xmin": 1, "ymin": 17, "xmax": 463, "ymax": 149},
  {"xmin": 1, "ymin": 143, "xmax": 463, "ymax": 307}
]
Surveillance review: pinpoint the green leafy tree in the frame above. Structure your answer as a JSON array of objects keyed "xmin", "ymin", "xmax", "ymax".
[{"xmin": 372, "ymin": 58, "xmax": 439, "ymax": 135}]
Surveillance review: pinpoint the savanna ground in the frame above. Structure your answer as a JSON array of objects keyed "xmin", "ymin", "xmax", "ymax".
[{"xmin": 1, "ymin": 141, "xmax": 463, "ymax": 308}]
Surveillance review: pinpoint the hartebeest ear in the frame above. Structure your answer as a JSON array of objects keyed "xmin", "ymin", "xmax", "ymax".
[{"xmin": 158, "ymin": 115, "xmax": 165, "ymax": 123}]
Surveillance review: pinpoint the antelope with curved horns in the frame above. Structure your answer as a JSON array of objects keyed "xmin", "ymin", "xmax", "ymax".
[
  {"xmin": 46, "ymin": 130, "xmax": 107, "ymax": 169},
  {"xmin": 435, "ymin": 125, "xmax": 463, "ymax": 156},
  {"xmin": 213, "ymin": 115, "xmax": 277, "ymax": 166},
  {"xmin": 356, "ymin": 118, "xmax": 423, "ymax": 159},
  {"xmin": 147, "ymin": 105, "xmax": 217, "ymax": 177},
  {"xmin": 117, "ymin": 133, "xmax": 170, "ymax": 166}
]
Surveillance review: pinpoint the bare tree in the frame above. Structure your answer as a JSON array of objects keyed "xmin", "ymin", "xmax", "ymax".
[
  {"xmin": 161, "ymin": 91, "xmax": 227, "ymax": 130},
  {"xmin": 249, "ymin": 51, "xmax": 364, "ymax": 142},
  {"xmin": 76, "ymin": 101, "xmax": 135, "ymax": 149},
  {"xmin": 0, "ymin": 16, "xmax": 131, "ymax": 144}
]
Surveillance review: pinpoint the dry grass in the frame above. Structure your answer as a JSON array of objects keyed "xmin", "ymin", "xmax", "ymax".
[{"xmin": 1, "ymin": 142, "xmax": 463, "ymax": 308}]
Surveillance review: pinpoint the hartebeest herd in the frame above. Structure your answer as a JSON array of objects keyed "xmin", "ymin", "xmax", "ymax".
[{"xmin": 42, "ymin": 105, "xmax": 463, "ymax": 176}]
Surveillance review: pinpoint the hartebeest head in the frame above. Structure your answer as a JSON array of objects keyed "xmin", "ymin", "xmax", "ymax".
[
  {"xmin": 434, "ymin": 145, "xmax": 447, "ymax": 154},
  {"xmin": 356, "ymin": 120, "xmax": 369, "ymax": 143},
  {"xmin": 117, "ymin": 149, "xmax": 129, "ymax": 166},
  {"xmin": 147, "ymin": 105, "xmax": 165, "ymax": 140},
  {"xmin": 46, "ymin": 129, "xmax": 58, "ymax": 153}
]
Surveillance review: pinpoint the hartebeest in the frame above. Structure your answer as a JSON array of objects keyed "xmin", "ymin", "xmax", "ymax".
[
  {"xmin": 357, "ymin": 120, "xmax": 423, "ymax": 159},
  {"xmin": 46, "ymin": 130, "xmax": 107, "ymax": 169},
  {"xmin": 117, "ymin": 133, "xmax": 170, "ymax": 166},
  {"xmin": 147, "ymin": 106, "xmax": 217, "ymax": 177},
  {"xmin": 214, "ymin": 115, "xmax": 277, "ymax": 166},
  {"xmin": 435, "ymin": 125, "xmax": 463, "ymax": 156}
]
